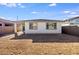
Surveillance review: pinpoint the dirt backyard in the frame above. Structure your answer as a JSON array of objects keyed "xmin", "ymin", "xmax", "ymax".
[{"xmin": 0, "ymin": 34, "xmax": 79, "ymax": 55}]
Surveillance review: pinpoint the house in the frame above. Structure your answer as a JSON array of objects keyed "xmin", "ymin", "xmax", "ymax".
[
  {"xmin": 24, "ymin": 19, "xmax": 64, "ymax": 34},
  {"xmin": 62, "ymin": 16, "xmax": 79, "ymax": 36},
  {"xmin": 64, "ymin": 16, "xmax": 79, "ymax": 26},
  {"xmin": 0, "ymin": 18, "xmax": 14, "ymax": 34},
  {"xmin": 0, "ymin": 18, "xmax": 25, "ymax": 35},
  {"xmin": 0, "ymin": 18, "xmax": 22, "ymax": 34}
]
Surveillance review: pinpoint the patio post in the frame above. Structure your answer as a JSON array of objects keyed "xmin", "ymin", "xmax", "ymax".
[{"xmin": 14, "ymin": 23, "xmax": 18, "ymax": 37}]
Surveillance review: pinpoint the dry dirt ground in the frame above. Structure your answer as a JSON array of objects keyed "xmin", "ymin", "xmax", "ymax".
[{"xmin": 0, "ymin": 34, "xmax": 79, "ymax": 55}]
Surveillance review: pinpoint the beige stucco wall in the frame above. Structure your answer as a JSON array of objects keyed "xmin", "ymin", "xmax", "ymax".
[
  {"xmin": 3, "ymin": 26, "xmax": 14, "ymax": 33},
  {"xmin": 0, "ymin": 22, "xmax": 14, "ymax": 34},
  {"xmin": 17, "ymin": 23, "xmax": 23, "ymax": 32},
  {"xmin": 61, "ymin": 22, "xmax": 70, "ymax": 26},
  {"xmin": 25, "ymin": 21, "xmax": 62, "ymax": 34}
]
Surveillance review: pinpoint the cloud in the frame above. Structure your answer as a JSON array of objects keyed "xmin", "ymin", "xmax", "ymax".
[
  {"xmin": 68, "ymin": 15, "xmax": 79, "ymax": 17},
  {"xmin": 62, "ymin": 10, "xmax": 79, "ymax": 18},
  {"xmin": 63, "ymin": 10, "xmax": 71, "ymax": 14},
  {"xmin": 17, "ymin": 3, "xmax": 21, "ymax": 6},
  {"xmin": 49, "ymin": 3, "xmax": 56, "ymax": 7},
  {"xmin": 63, "ymin": 10, "xmax": 77, "ymax": 15},
  {"xmin": 0, "ymin": 3, "xmax": 25, "ymax": 8},
  {"xmin": 0, "ymin": 16, "xmax": 6, "ymax": 19},
  {"xmin": 0, "ymin": 3, "xmax": 17, "ymax": 7},
  {"xmin": 0, "ymin": 16, "xmax": 14, "ymax": 20},
  {"xmin": 31, "ymin": 11, "xmax": 39, "ymax": 14},
  {"xmin": 70, "ymin": 12, "xmax": 76, "ymax": 14},
  {"xmin": 17, "ymin": 3, "xmax": 25, "ymax": 8}
]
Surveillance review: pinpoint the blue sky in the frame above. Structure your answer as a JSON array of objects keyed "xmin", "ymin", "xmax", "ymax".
[{"xmin": 0, "ymin": 3, "xmax": 79, "ymax": 21}]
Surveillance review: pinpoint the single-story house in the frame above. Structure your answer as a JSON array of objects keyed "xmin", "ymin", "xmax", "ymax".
[
  {"xmin": 0, "ymin": 18, "xmax": 14, "ymax": 34},
  {"xmin": 64, "ymin": 16, "xmax": 79, "ymax": 26},
  {"xmin": 24, "ymin": 19, "xmax": 64, "ymax": 34},
  {"xmin": 0, "ymin": 18, "xmax": 24, "ymax": 35}
]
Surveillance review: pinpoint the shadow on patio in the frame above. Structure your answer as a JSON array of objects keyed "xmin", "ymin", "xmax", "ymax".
[
  {"xmin": 0, "ymin": 33, "xmax": 14, "ymax": 37},
  {"xmin": 11, "ymin": 34, "xmax": 79, "ymax": 43}
]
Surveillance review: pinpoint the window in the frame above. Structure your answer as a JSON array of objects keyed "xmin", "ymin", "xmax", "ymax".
[
  {"xmin": 0, "ymin": 24, "xmax": 2, "ymax": 26},
  {"xmin": 5, "ymin": 23, "xmax": 13, "ymax": 26},
  {"xmin": 29, "ymin": 22, "xmax": 37, "ymax": 30},
  {"xmin": 46, "ymin": 23, "xmax": 57, "ymax": 30}
]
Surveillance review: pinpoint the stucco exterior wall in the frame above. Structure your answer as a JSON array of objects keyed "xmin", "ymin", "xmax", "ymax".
[
  {"xmin": 25, "ymin": 21, "xmax": 62, "ymax": 34},
  {"xmin": 3, "ymin": 26, "xmax": 14, "ymax": 33},
  {"xmin": 0, "ymin": 22, "xmax": 14, "ymax": 34},
  {"xmin": 61, "ymin": 21, "xmax": 70, "ymax": 26}
]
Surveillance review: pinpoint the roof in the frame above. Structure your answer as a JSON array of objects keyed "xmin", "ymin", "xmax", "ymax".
[
  {"xmin": 24, "ymin": 19, "xmax": 64, "ymax": 22},
  {"xmin": 65, "ymin": 16, "xmax": 79, "ymax": 21},
  {"xmin": 0, "ymin": 18, "xmax": 14, "ymax": 24}
]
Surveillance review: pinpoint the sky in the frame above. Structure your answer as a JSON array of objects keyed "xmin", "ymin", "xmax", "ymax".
[{"xmin": 0, "ymin": 3, "xmax": 79, "ymax": 21}]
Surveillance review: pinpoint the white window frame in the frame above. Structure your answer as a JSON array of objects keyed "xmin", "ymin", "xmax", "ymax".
[
  {"xmin": 46, "ymin": 22, "xmax": 57, "ymax": 30},
  {"xmin": 29, "ymin": 22, "xmax": 38, "ymax": 30}
]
